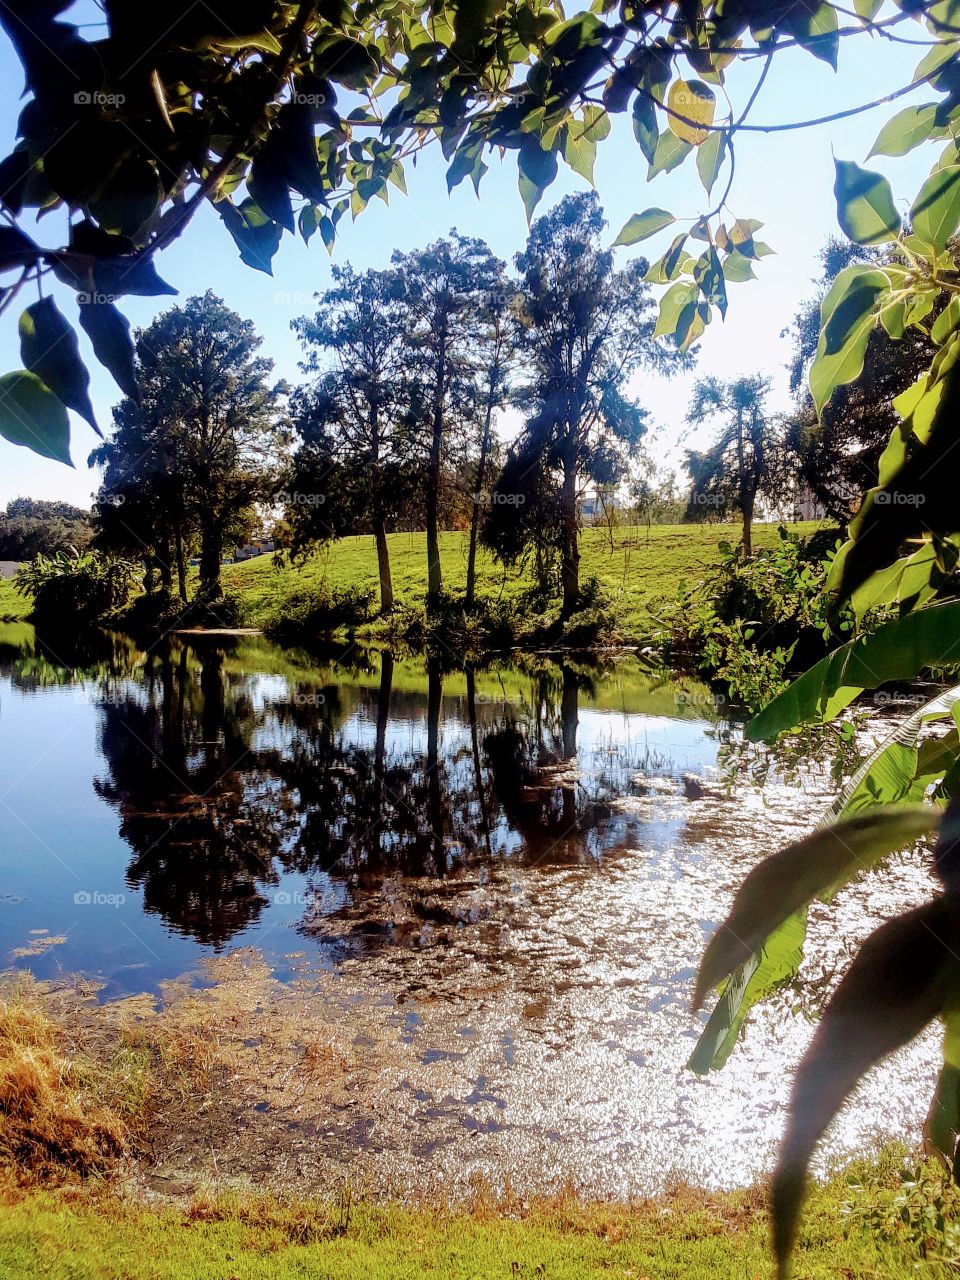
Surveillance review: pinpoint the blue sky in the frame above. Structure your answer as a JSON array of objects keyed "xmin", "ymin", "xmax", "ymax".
[{"xmin": 0, "ymin": 5, "xmax": 943, "ymax": 508}]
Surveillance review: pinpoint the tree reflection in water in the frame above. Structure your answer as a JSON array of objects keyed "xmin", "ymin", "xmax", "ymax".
[{"xmin": 2, "ymin": 631, "xmax": 719, "ymax": 951}]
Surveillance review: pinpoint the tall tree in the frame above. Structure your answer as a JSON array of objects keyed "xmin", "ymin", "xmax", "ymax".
[
  {"xmin": 685, "ymin": 374, "xmax": 780, "ymax": 559},
  {"xmin": 490, "ymin": 191, "xmax": 687, "ymax": 616},
  {"xmin": 94, "ymin": 292, "xmax": 286, "ymax": 602},
  {"xmin": 466, "ymin": 281, "xmax": 516, "ymax": 612},
  {"xmin": 392, "ymin": 235, "xmax": 505, "ymax": 609},
  {"xmin": 291, "ymin": 266, "xmax": 413, "ymax": 614}
]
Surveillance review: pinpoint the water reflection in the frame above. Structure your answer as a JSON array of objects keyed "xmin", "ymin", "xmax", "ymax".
[{"xmin": 0, "ymin": 627, "xmax": 729, "ymax": 955}]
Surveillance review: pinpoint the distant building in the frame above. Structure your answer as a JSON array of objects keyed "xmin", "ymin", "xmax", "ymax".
[
  {"xmin": 233, "ymin": 538, "xmax": 276, "ymax": 563},
  {"xmin": 0, "ymin": 562, "xmax": 19, "ymax": 579}
]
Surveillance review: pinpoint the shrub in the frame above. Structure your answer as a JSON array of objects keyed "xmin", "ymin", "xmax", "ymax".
[
  {"xmin": 15, "ymin": 551, "xmax": 140, "ymax": 631},
  {"xmin": 659, "ymin": 527, "xmax": 863, "ymax": 711},
  {"xmin": 263, "ymin": 584, "xmax": 374, "ymax": 644}
]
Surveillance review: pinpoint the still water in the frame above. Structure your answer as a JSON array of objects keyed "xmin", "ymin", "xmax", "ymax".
[{"xmin": 0, "ymin": 623, "xmax": 941, "ymax": 1193}]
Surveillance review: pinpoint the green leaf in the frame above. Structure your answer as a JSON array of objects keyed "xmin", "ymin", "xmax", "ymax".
[
  {"xmin": 77, "ymin": 300, "xmax": 139, "ymax": 404},
  {"xmin": 721, "ymin": 249, "xmax": 757, "ymax": 282},
  {"xmin": 632, "ymin": 94, "xmax": 659, "ymax": 165},
  {"xmin": 774, "ymin": 892, "xmax": 960, "ymax": 1276},
  {"xmin": 834, "ymin": 159, "xmax": 902, "ymax": 245},
  {"xmin": 218, "ymin": 198, "xmax": 283, "ymax": 275},
  {"xmin": 518, "ymin": 136, "xmax": 558, "ymax": 222},
  {"xmin": 688, "ymin": 911, "xmax": 807, "ymax": 1074},
  {"xmin": 925, "ymin": 1010, "xmax": 960, "ymax": 1168},
  {"xmin": 693, "ymin": 806, "xmax": 938, "ymax": 1010},
  {"xmin": 869, "ymin": 104, "xmax": 939, "ymax": 158},
  {"xmin": 0, "ymin": 370, "xmax": 71, "ymax": 465},
  {"xmin": 299, "ymin": 204, "xmax": 320, "ymax": 245},
  {"xmin": 648, "ymin": 130, "xmax": 691, "ymax": 179},
  {"xmin": 854, "ymin": 0, "xmax": 883, "ymax": 18},
  {"xmin": 696, "ymin": 130, "xmax": 724, "ymax": 196},
  {"xmin": 792, "ymin": 1, "xmax": 840, "ymax": 68},
  {"xmin": 19, "ymin": 298, "xmax": 97, "ymax": 433},
  {"xmin": 933, "ymin": 295, "xmax": 960, "ymax": 346},
  {"xmin": 809, "ymin": 265, "xmax": 889, "ymax": 413},
  {"xmin": 745, "ymin": 601, "xmax": 960, "ymax": 741},
  {"xmin": 654, "ymin": 280, "xmax": 698, "ymax": 339},
  {"xmin": 911, "ymin": 165, "xmax": 960, "ymax": 253},
  {"xmin": 88, "ymin": 158, "xmax": 161, "ymax": 241},
  {"xmin": 613, "ymin": 208, "xmax": 675, "ymax": 245}
]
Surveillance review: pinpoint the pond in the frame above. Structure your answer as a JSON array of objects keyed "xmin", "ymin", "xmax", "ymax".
[{"xmin": 0, "ymin": 623, "xmax": 941, "ymax": 1196}]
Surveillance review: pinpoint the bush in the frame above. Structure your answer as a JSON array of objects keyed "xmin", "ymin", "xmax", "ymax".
[
  {"xmin": 15, "ymin": 552, "xmax": 140, "ymax": 631},
  {"xmin": 659, "ymin": 527, "xmax": 863, "ymax": 711},
  {"xmin": 263, "ymin": 584, "xmax": 374, "ymax": 643}
]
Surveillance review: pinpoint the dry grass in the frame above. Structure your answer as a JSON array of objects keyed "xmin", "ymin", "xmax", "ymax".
[{"xmin": 0, "ymin": 977, "xmax": 128, "ymax": 1182}]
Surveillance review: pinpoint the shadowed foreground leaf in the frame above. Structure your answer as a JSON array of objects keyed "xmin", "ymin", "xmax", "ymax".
[
  {"xmin": 693, "ymin": 806, "xmax": 939, "ymax": 1011},
  {"xmin": 774, "ymin": 854, "xmax": 960, "ymax": 1275}
]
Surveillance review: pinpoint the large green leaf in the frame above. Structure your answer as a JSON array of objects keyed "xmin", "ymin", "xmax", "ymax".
[
  {"xmin": 808, "ymin": 265, "xmax": 889, "ymax": 414},
  {"xmin": 614, "ymin": 208, "xmax": 675, "ymax": 245},
  {"xmin": 218, "ymin": 198, "xmax": 283, "ymax": 275},
  {"xmin": 0, "ymin": 370, "xmax": 71, "ymax": 465},
  {"xmin": 833, "ymin": 159, "xmax": 902, "ymax": 245},
  {"xmin": 77, "ymin": 301, "xmax": 140, "ymax": 405},
  {"xmin": 869, "ymin": 104, "xmax": 939, "ymax": 158},
  {"xmin": 911, "ymin": 165, "xmax": 960, "ymax": 253},
  {"xmin": 692, "ymin": 806, "xmax": 939, "ymax": 1011},
  {"xmin": 925, "ymin": 1009, "xmax": 960, "ymax": 1172},
  {"xmin": 687, "ymin": 910, "xmax": 807, "ymax": 1074},
  {"xmin": 19, "ymin": 298, "xmax": 97, "ymax": 433},
  {"xmin": 746, "ymin": 602, "xmax": 960, "ymax": 742},
  {"xmin": 773, "ymin": 892, "xmax": 960, "ymax": 1277}
]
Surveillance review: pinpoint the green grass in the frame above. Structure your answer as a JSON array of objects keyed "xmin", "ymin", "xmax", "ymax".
[
  {"xmin": 0, "ymin": 574, "xmax": 30, "ymax": 622},
  {"xmin": 224, "ymin": 522, "xmax": 830, "ymax": 640},
  {"xmin": 0, "ymin": 1153, "xmax": 948, "ymax": 1279}
]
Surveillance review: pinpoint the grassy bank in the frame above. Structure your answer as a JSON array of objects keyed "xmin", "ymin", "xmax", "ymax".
[
  {"xmin": 1, "ymin": 969, "xmax": 956, "ymax": 1278},
  {"xmin": 1, "ymin": 1152, "xmax": 954, "ymax": 1279},
  {"xmin": 223, "ymin": 522, "xmax": 828, "ymax": 641}
]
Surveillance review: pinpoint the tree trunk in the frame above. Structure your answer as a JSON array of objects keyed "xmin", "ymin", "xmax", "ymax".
[
  {"xmin": 466, "ymin": 390, "xmax": 495, "ymax": 613},
  {"xmin": 174, "ymin": 524, "xmax": 187, "ymax": 602},
  {"xmin": 741, "ymin": 490, "xmax": 754, "ymax": 559},
  {"xmin": 426, "ymin": 339, "xmax": 446, "ymax": 611},
  {"xmin": 374, "ymin": 517, "xmax": 394, "ymax": 615},
  {"xmin": 199, "ymin": 522, "xmax": 223, "ymax": 600},
  {"xmin": 426, "ymin": 657, "xmax": 444, "ymax": 873},
  {"xmin": 560, "ymin": 452, "xmax": 580, "ymax": 617},
  {"xmin": 466, "ymin": 667, "xmax": 492, "ymax": 855}
]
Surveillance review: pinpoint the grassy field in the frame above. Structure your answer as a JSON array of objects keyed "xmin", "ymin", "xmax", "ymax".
[
  {"xmin": 0, "ymin": 574, "xmax": 29, "ymax": 621},
  {"xmin": 224, "ymin": 521, "xmax": 830, "ymax": 639},
  {"xmin": 0, "ymin": 1153, "xmax": 948, "ymax": 1280}
]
